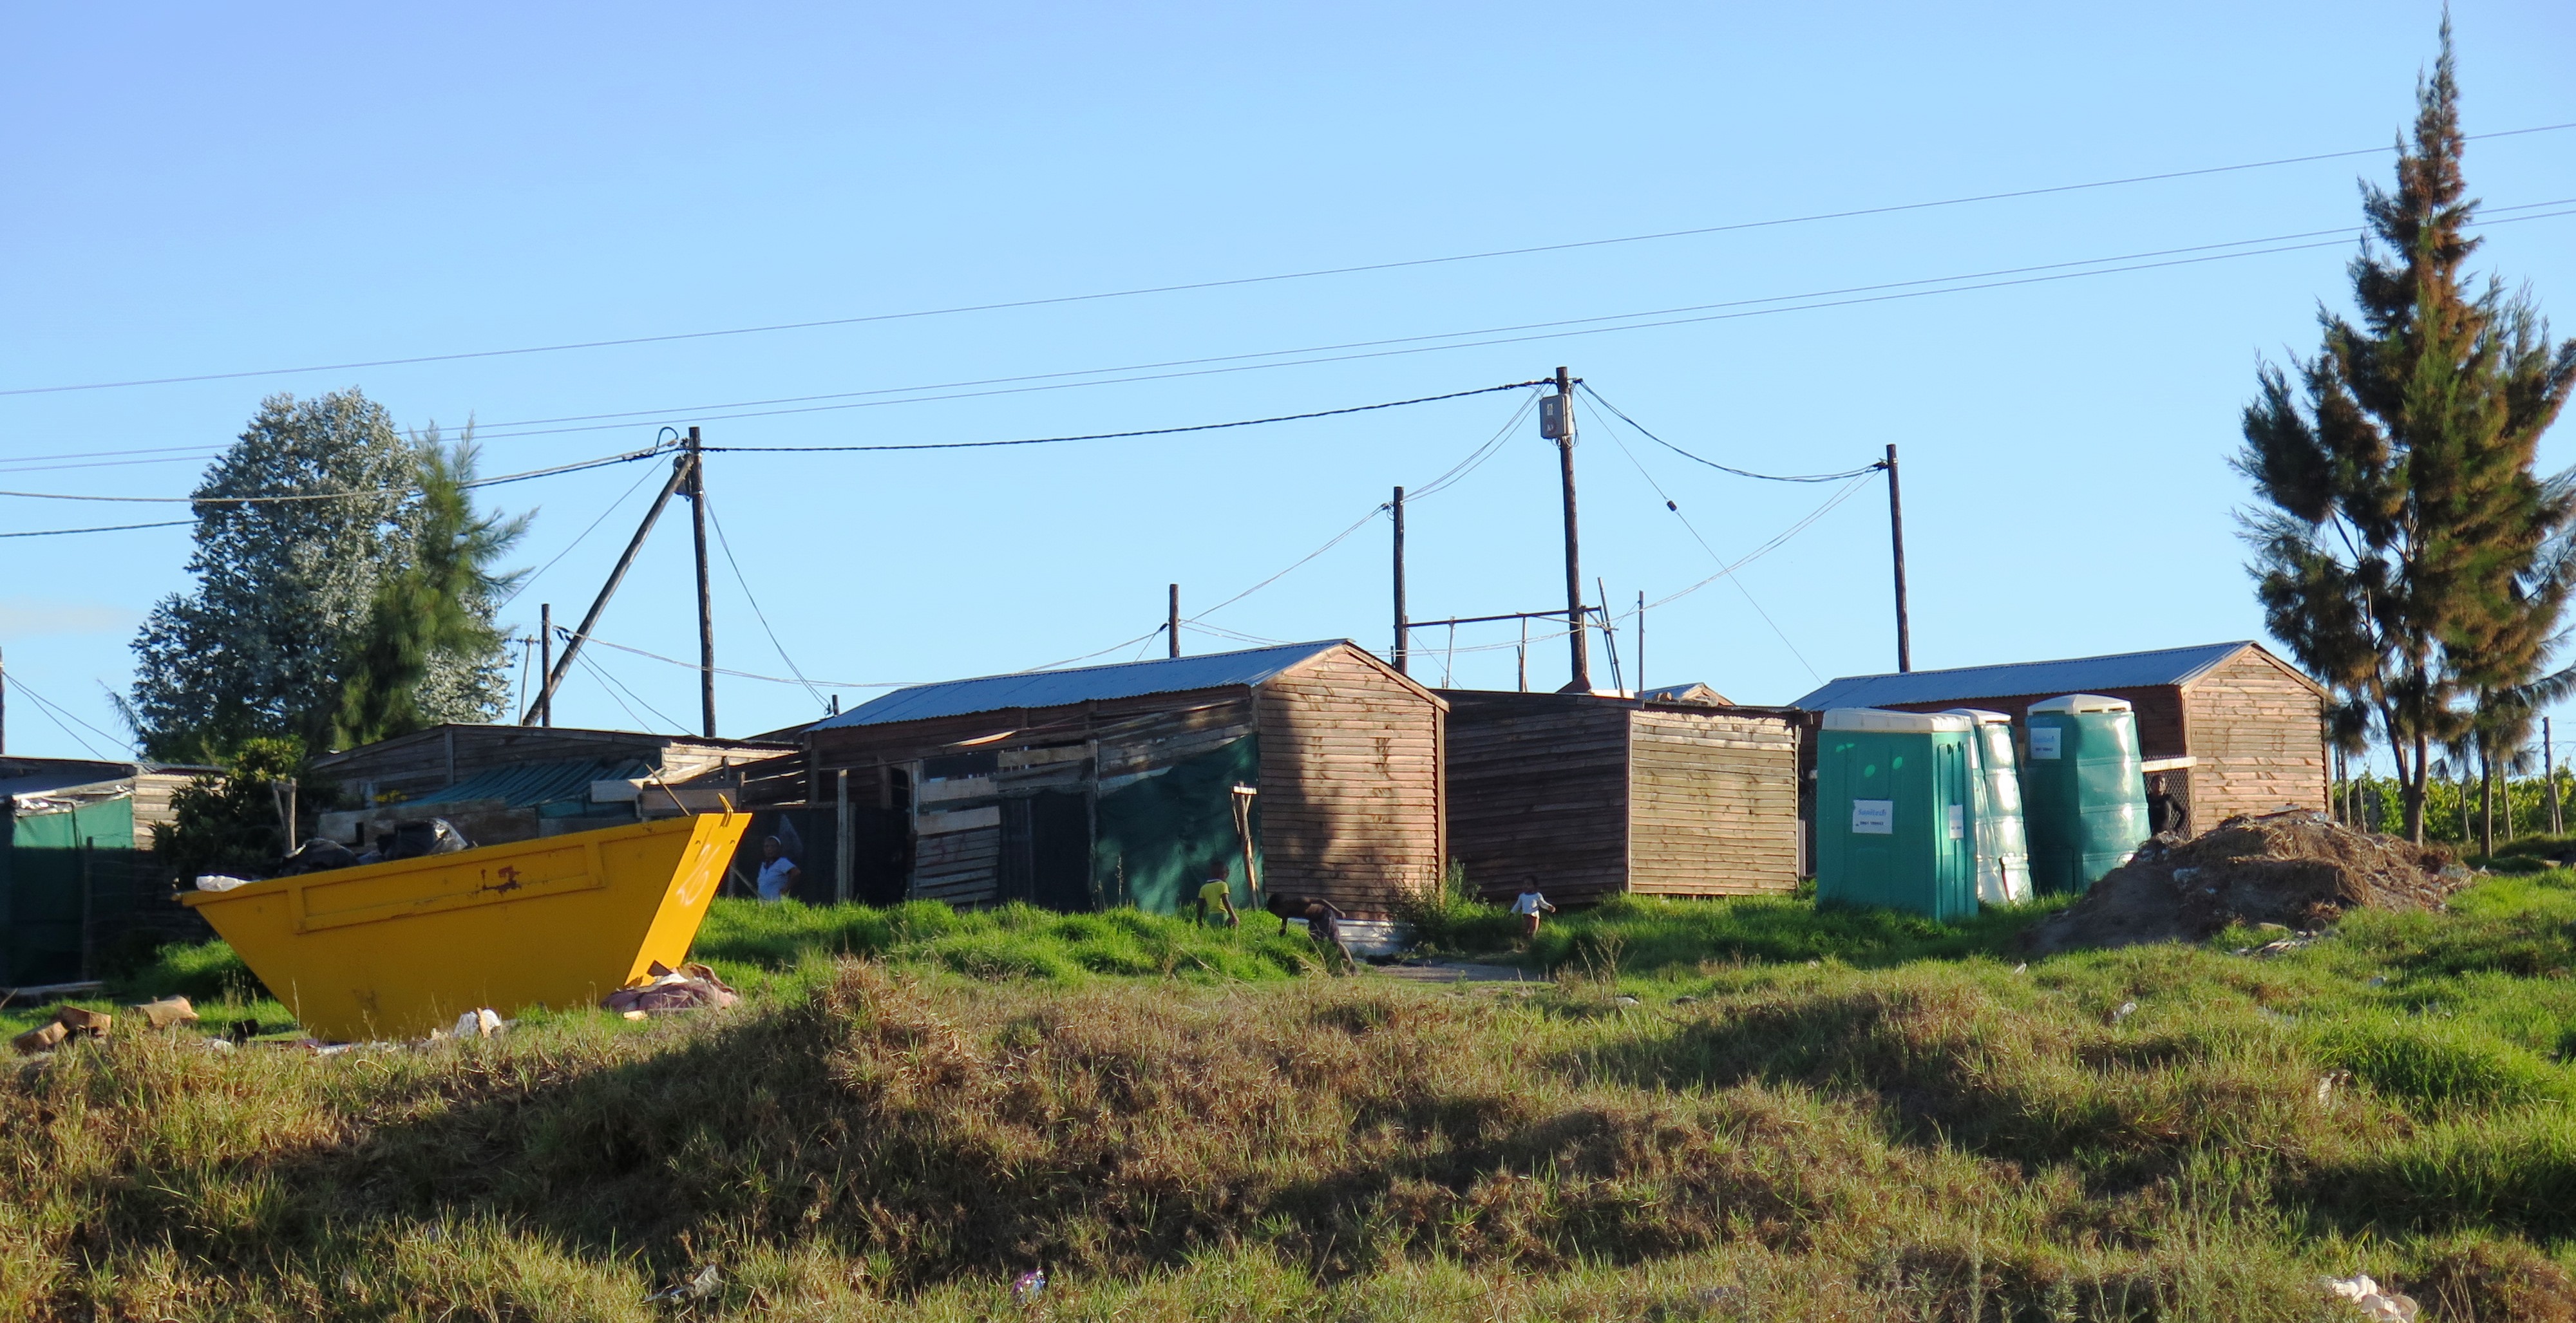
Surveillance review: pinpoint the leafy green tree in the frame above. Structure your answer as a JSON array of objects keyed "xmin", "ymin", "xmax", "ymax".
[
  {"xmin": 334, "ymin": 433, "xmax": 529, "ymax": 747},
  {"xmin": 149, "ymin": 737, "xmax": 331, "ymax": 879},
  {"xmin": 127, "ymin": 391, "xmax": 520, "ymax": 760},
  {"xmin": 2237, "ymin": 24, "xmax": 2576, "ymax": 842}
]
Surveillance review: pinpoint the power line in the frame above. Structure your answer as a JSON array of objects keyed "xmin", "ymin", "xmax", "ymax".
[
  {"xmin": 495, "ymin": 460, "xmax": 666, "ymax": 610},
  {"xmin": 439, "ymin": 201, "xmax": 2576, "ymax": 446},
  {"xmin": 0, "ymin": 442, "xmax": 222, "ymax": 465},
  {"xmin": 0, "ymin": 518, "xmax": 193, "ymax": 540},
  {"xmin": 19, "ymin": 198, "xmax": 2566, "ymax": 502},
  {"xmin": 573, "ymin": 632, "xmax": 917, "ymax": 691},
  {"xmin": 1580, "ymin": 396, "xmax": 1823, "ymax": 680},
  {"xmin": 437, "ymin": 220, "xmax": 2416, "ymax": 437},
  {"xmin": 1648, "ymin": 475, "xmax": 1882, "ymax": 613},
  {"xmin": 697, "ymin": 487, "xmax": 829, "ymax": 708},
  {"xmin": 13, "ymin": 120, "xmax": 2571, "ymax": 398},
  {"xmin": 1403, "ymin": 470, "xmax": 1878, "ymax": 662},
  {"xmin": 0, "ymin": 445, "xmax": 669, "ymax": 505},
  {"xmin": 1023, "ymin": 626, "xmax": 1185, "ymax": 673},
  {"xmin": 700, "ymin": 380, "xmax": 1547, "ymax": 454},
  {"xmin": 1406, "ymin": 392, "xmax": 1540, "ymax": 502},
  {"xmin": 1189, "ymin": 506, "xmax": 1388, "ymax": 623},
  {"xmin": 6, "ymin": 675, "xmax": 126, "ymax": 759},
  {"xmin": 0, "ymin": 383, "xmax": 1542, "ymax": 509},
  {"xmin": 568, "ymin": 644, "xmax": 688, "ymax": 733},
  {"xmin": 1582, "ymin": 384, "xmax": 1883, "ymax": 483},
  {"xmin": 1182, "ymin": 388, "xmax": 1542, "ymax": 626},
  {"xmin": 0, "ymin": 453, "xmax": 220, "ymax": 476}
]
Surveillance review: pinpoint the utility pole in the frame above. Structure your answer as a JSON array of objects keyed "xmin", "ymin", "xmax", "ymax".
[
  {"xmin": 686, "ymin": 427, "xmax": 717, "ymax": 738},
  {"xmin": 523, "ymin": 451, "xmax": 692, "ymax": 725},
  {"xmin": 1544, "ymin": 366, "xmax": 1591, "ymax": 692},
  {"xmin": 1636, "ymin": 590, "xmax": 1646, "ymax": 699},
  {"xmin": 835, "ymin": 768, "xmax": 853, "ymax": 905},
  {"xmin": 2550, "ymin": 717, "xmax": 2564, "ymax": 836},
  {"xmin": 1168, "ymin": 584, "xmax": 1181, "ymax": 659},
  {"xmin": 1886, "ymin": 442, "xmax": 1911, "ymax": 673},
  {"xmin": 536, "ymin": 605, "xmax": 553, "ymax": 727},
  {"xmin": 1390, "ymin": 485, "xmax": 1408, "ymax": 675},
  {"xmin": 1, "ymin": 644, "xmax": 8, "ymax": 756}
]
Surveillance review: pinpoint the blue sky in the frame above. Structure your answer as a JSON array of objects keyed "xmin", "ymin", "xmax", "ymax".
[{"xmin": 4, "ymin": 2, "xmax": 2573, "ymax": 762}]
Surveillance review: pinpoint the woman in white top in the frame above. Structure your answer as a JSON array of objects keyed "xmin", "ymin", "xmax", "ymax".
[{"xmin": 755, "ymin": 836, "xmax": 802, "ymax": 903}]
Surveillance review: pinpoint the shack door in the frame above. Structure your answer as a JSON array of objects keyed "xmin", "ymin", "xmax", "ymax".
[{"xmin": 1001, "ymin": 791, "xmax": 1094, "ymax": 912}]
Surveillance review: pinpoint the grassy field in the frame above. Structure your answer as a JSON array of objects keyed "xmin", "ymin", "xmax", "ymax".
[{"xmin": 5, "ymin": 881, "xmax": 2575, "ymax": 1320}]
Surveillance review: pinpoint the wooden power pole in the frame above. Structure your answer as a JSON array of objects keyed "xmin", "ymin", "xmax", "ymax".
[
  {"xmin": 1390, "ymin": 485, "xmax": 1408, "ymax": 675},
  {"xmin": 536, "ymin": 605, "xmax": 553, "ymax": 726},
  {"xmin": 1886, "ymin": 442, "xmax": 1911, "ymax": 673},
  {"xmin": 522, "ymin": 451, "xmax": 692, "ymax": 725},
  {"xmin": 1168, "ymin": 584, "xmax": 1181, "ymax": 659},
  {"xmin": 2550, "ymin": 716, "xmax": 2564, "ymax": 836},
  {"xmin": 686, "ymin": 427, "xmax": 717, "ymax": 737},
  {"xmin": 1546, "ymin": 366, "xmax": 1591, "ymax": 693}
]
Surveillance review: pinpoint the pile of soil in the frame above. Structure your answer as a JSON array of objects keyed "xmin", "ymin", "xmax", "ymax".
[{"xmin": 2020, "ymin": 810, "xmax": 2465, "ymax": 956}]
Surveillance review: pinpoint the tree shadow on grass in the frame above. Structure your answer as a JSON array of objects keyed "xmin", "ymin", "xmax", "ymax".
[
  {"xmin": 1564, "ymin": 969, "xmax": 2333, "ymax": 1192},
  {"xmin": 103, "ymin": 966, "xmax": 1937, "ymax": 1298}
]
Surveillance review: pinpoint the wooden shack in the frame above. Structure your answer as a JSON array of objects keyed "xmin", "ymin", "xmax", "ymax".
[
  {"xmin": 1790, "ymin": 641, "xmax": 2327, "ymax": 835},
  {"xmin": 1439, "ymin": 690, "xmax": 1801, "ymax": 905},
  {"xmin": 741, "ymin": 640, "xmax": 1446, "ymax": 918},
  {"xmin": 308, "ymin": 724, "xmax": 792, "ymax": 847}
]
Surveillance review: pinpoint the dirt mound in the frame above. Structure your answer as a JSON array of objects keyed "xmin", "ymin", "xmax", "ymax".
[{"xmin": 2020, "ymin": 811, "xmax": 2464, "ymax": 956}]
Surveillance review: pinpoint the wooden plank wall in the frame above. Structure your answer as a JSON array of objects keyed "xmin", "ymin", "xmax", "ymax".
[
  {"xmin": 1627, "ymin": 708, "xmax": 1801, "ymax": 896},
  {"xmin": 2181, "ymin": 648, "xmax": 2329, "ymax": 828},
  {"xmin": 1880, "ymin": 687, "xmax": 2189, "ymax": 760},
  {"xmin": 1439, "ymin": 692, "xmax": 1631, "ymax": 904},
  {"xmin": 1096, "ymin": 700, "xmax": 1256, "ymax": 785},
  {"xmin": 128, "ymin": 772, "xmax": 200, "ymax": 834},
  {"xmin": 913, "ymin": 821, "xmax": 1003, "ymax": 906},
  {"xmin": 1256, "ymin": 651, "xmax": 1444, "ymax": 917}
]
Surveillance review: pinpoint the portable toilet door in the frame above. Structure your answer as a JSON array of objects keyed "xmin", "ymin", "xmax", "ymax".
[
  {"xmin": 1944, "ymin": 709, "xmax": 2034, "ymax": 905},
  {"xmin": 2021, "ymin": 693, "xmax": 2150, "ymax": 894},
  {"xmin": 1814, "ymin": 708, "xmax": 1978, "ymax": 923}
]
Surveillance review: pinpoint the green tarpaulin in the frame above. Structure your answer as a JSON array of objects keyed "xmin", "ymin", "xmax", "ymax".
[
  {"xmin": 3, "ymin": 796, "xmax": 137, "ymax": 986},
  {"xmin": 1091, "ymin": 735, "xmax": 1263, "ymax": 917}
]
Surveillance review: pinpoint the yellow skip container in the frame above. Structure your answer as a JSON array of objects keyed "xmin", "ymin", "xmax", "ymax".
[{"xmin": 181, "ymin": 813, "xmax": 750, "ymax": 1042}]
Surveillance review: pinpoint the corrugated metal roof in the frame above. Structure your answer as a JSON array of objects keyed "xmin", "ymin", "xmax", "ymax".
[
  {"xmin": 1788, "ymin": 642, "xmax": 2275, "ymax": 711},
  {"xmin": 1, "ymin": 771, "xmax": 131, "ymax": 800},
  {"xmin": 408, "ymin": 757, "xmax": 654, "ymax": 808},
  {"xmin": 815, "ymin": 640, "xmax": 1353, "ymax": 729}
]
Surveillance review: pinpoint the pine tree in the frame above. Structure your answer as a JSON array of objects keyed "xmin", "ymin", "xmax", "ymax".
[
  {"xmin": 2236, "ymin": 22, "xmax": 2576, "ymax": 842},
  {"xmin": 128, "ymin": 391, "xmax": 521, "ymax": 760},
  {"xmin": 333, "ymin": 433, "xmax": 528, "ymax": 747}
]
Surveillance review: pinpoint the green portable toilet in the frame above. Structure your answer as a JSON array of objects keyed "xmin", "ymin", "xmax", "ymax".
[
  {"xmin": 1944, "ymin": 708, "xmax": 2034, "ymax": 905},
  {"xmin": 2021, "ymin": 693, "xmax": 2150, "ymax": 894},
  {"xmin": 1814, "ymin": 708, "xmax": 1978, "ymax": 923}
]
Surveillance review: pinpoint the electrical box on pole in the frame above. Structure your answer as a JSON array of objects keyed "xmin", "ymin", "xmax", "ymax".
[{"xmin": 1539, "ymin": 393, "xmax": 1572, "ymax": 440}]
